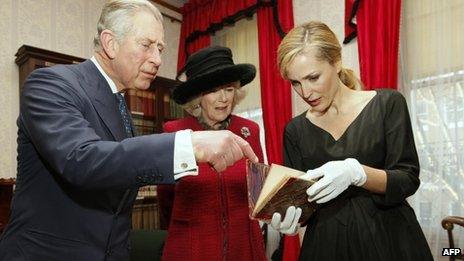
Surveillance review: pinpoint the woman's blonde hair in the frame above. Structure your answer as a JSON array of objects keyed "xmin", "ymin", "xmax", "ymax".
[
  {"xmin": 277, "ymin": 21, "xmax": 362, "ymax": 90},
  {"xmin": 181, "ymin": 81, "xmax": 246, "ymax": 117}
]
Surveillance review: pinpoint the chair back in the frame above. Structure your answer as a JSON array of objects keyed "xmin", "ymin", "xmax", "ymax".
[
  {"xmin": 442, "ymin": 216, "xmax": 464, "ymax": 261},
  {"xmin": 130, "ymin": 229, "xmax": 167, "ymax": 261}
]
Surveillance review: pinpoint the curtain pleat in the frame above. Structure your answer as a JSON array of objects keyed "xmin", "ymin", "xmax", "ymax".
[{"xmin": 356, "ymin": 0, "xmax": 402, "ymax": 90}]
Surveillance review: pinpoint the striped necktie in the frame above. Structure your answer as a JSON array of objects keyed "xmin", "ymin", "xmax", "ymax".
[{"xmin": 115, "ymin": 93, "xmax": 133, "ymax": 138}]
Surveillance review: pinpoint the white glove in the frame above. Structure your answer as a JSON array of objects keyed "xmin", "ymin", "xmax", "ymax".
[
  {"xmin": 303, "ymin": 158, "xmax": 366, "ymax": 204},
  {"xmin": 270, "ymin": 206, "xmax": 302, "ymax": 235}
]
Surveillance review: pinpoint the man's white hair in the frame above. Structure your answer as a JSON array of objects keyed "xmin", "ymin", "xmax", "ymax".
[{"xmin": 94, "ymin": 0, "xmax": 163, "ymax": 50}]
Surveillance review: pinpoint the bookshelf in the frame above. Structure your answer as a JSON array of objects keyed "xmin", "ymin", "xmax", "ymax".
[
  {"xmin": 125, "ymin": 76, "xmax": 185, "ymax": 135},
  {"xmin": 15, "ymin": 45, "xmax": 184, "ymax": 230},
  {"xmin": 15, "ymin": 45, "xmax": 86, "ymax": 92}
]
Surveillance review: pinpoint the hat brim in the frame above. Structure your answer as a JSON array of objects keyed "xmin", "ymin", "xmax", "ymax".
[{"xmin": 172, "ymin": 64, "xmax": 256, "ymax": 104}]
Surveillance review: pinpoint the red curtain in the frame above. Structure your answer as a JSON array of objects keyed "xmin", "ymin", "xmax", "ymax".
[
  {"xmin": 343, "ymin": 0, "xmax": 359, "ymax": 44},
  {"xmin": 356, "ymin": 0, "xmax": 402, "ymax": 90},
  {"xmin": 257, "ymin": 1, "xmax": 298, "ymax": 260},
  {"xmin": 257, "ymin": 1, "xmax": 293, "ymax": 165},
  {"xmin": 177, "ymin": 0, "xmax": 257, "ymax": 70},
  {"xmin": 177, "ymin": 33, "xmax": 210, "ymax": 72}
]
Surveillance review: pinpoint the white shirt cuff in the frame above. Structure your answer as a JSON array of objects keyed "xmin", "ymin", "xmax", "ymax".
[{"xmin": 173, "ymin": 129, "xmax": 198, "ymax": 180}]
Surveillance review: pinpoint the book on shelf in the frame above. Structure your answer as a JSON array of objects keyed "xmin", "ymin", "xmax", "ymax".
[
  {"xmin": 169, "ymin": 99, "xmax": 185, "ymax": 119},
  {"xmin": 125, "ymin": 89, "xmax": 155, "ymax": 118},
  {"xmin": 246, "ymin": 160, "xmax": 318, "ymax": 224},
  {"xmin": 132, "ymin": 201, "xmax": 159, "ymax": 230},
  {"xmin": 132, "ymin": 117, "xmax": 155, "ymax": 136},
  {"xmin": 136, "ymin": 185, "xmax": 157, "ymax": 199},
  {"xmin": 132, "ymin": 204, "xmax": 143, "ymax": 229},
  {"xmin": 163, "ymin": 92, "xmax": 170, "ymax": 119}
]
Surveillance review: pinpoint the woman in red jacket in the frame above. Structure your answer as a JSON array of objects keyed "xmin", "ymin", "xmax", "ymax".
[{"xmin": 158, "ymin": 46, "xmax": 266, "ymax": 261}]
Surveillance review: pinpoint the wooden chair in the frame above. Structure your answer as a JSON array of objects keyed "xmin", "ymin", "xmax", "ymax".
[{"xmin": 442, "ymin": 216, "xmax": 464, "ymax": 261}]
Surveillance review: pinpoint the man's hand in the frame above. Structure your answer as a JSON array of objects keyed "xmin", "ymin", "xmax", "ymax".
[{"xmin": 191, "ymin": 130, "xmax": 258, "ymax": 172}]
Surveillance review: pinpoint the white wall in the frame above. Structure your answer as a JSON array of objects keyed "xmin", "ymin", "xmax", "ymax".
[
  {"xmin": 0, "ymin": 0, "xmax": 181, "ymax": 178},
  {"xmin": 155, "ymin": 3, "xmax": 182, "ymax": 79},
  {"xmin": 292, "ymin": 0, "xmax": 360, "ymax": 116}
]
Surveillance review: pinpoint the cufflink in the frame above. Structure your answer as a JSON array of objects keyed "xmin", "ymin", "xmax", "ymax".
[{"xmin": 180, "ymin": 162, "xmax": 188, "ymax": 169}]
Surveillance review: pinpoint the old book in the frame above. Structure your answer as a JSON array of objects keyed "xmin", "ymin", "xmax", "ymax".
[{"xmin": 246, "ymin": 160, "xmax": 318, "ymax": 223}]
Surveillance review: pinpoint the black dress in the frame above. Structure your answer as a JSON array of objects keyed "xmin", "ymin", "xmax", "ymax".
[{"xmin": 283, "ymin": 89, "xmax": 433, "ymax": 261}]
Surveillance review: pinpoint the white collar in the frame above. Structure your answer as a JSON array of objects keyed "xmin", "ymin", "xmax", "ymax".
[{"xmin": 90, "ymin": 56, "xmax": 119, "ymax": 94}]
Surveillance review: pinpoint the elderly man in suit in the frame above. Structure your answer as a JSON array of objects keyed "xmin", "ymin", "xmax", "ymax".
[{"xmin": 0, "ymin": 1, "xmax": 258, "ymax": 260}]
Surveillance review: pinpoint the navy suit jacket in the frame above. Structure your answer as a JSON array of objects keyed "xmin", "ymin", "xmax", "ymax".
[{"xmin": 0, "ymin": 60, "xmax": 176, "ymax": 261}]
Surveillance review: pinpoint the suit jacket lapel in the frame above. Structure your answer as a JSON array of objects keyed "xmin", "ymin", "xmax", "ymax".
[
  {"xmin": 74, "ymin": 60, "xmax": 137, "ymax": 213},
  {"xmin": 76, "ymin": 60, "xmax": 126, "ymax": 141}
]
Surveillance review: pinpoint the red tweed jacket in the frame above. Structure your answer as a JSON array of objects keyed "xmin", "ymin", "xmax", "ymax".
[{"xmin": 158, "ymin": 115, "xmax": 266, "ymax": 261}]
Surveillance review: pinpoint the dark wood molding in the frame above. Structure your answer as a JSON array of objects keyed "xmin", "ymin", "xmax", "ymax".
[
  {"xmin": 0, "ymin": 178, "xmax": 15, "ymax": 233},
  {"xmin": 15, "ymin": 45, "xmax": 86, "ymax": 91},
  {"xmin": 161, "ymin": 12, "xmax": 182, "ymax": 23},
  {"xmin": 150, "ymin": 0, "xmax": 183, "ymax": 23},
  {"xmin": 0, "ymin": 178, "xmax": 15, "ymax": 185},
  {"xmin": 151, "ymin": 0, "xmax": 181, "ymax": 14},
  {"xmin": 15, "ymin": 45, "xmax": 85, "ymax": 67}
]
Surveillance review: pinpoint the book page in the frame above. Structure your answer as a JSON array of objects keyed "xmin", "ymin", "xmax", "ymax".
[
  {"xmin": 269, "ymin": 164, "xmax": 306, "ymax": 178},
  {"xmin": 247, "ymin": 162, "xmax": 317, "ymax": 222},
  {"xmin": 253, "ymin": 164, "xmax": 306, "ymax": 215}
]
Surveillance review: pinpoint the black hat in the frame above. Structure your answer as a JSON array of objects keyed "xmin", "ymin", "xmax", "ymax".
[{"xmin": 172, "ymin": 46, "xmax": 256, "ymax": 105}]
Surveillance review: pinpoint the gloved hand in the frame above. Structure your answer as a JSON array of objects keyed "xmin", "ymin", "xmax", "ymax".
[
  {"xmin": 270, "ymin": 206, "xmax": 302, "ymax": 235},
  {"xmin": 303, "ymin": 158, "xmax": 366, "ymax": 204}
]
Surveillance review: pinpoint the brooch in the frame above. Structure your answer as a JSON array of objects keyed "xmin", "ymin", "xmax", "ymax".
[{"xmin": 240, "ymin": 127, "xmax": 251, "ymax": 139}]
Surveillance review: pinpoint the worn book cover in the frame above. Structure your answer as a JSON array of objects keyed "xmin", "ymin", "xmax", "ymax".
[{"xmin": 246, "ymin": 160, "xmax": 317, "ymax": 223}]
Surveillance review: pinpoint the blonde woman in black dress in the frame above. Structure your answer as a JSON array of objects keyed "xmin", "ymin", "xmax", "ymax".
[{"xmin": 270, "ymin": 21, "xmax": 433, "ymax": 261}]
